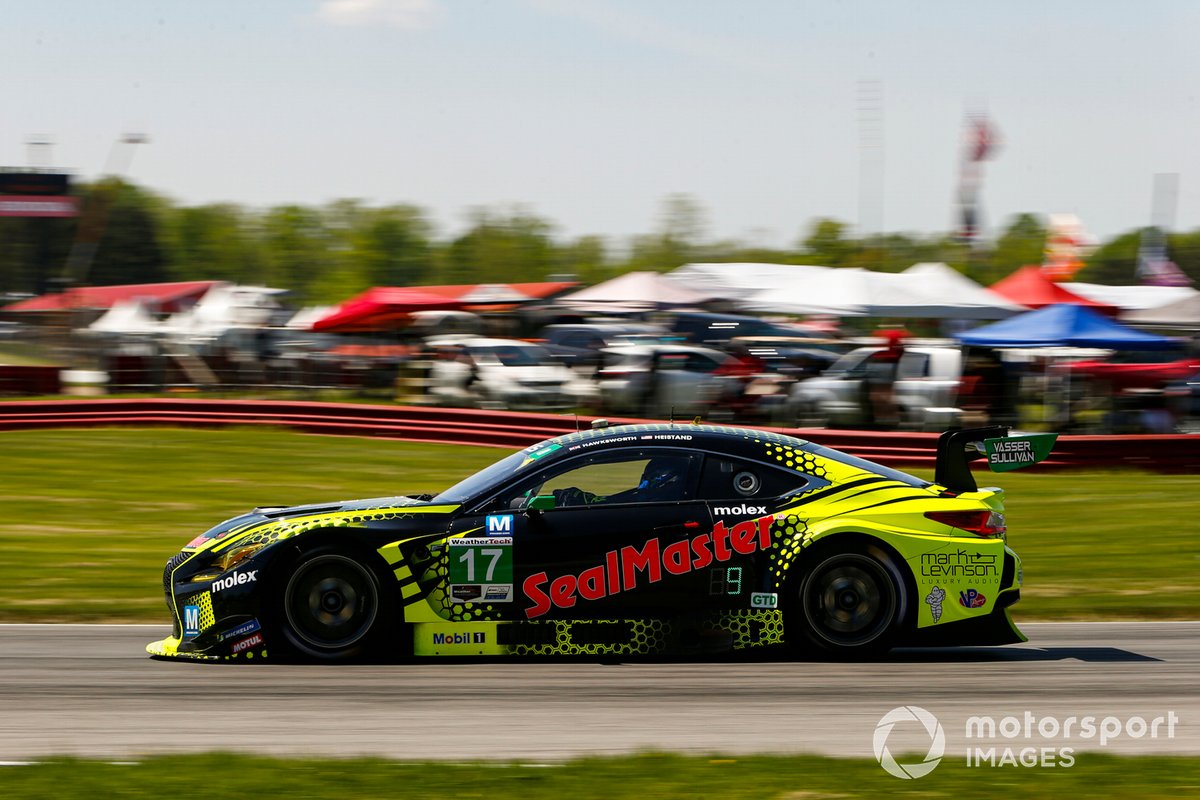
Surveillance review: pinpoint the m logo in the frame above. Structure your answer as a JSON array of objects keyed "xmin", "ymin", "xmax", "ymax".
[
  {"xmin": 183, "ymin": 605, "xmax": 200, "ymax": 638},
  {"xmin": 486, "ymin": 515, "xmax": 513, "ymax": 535}
]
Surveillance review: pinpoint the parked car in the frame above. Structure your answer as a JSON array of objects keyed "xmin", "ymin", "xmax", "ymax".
[
  {"xmin": 539, "ymin": 322, "xmax": 665, "ymax": 371},
  {"xmin": 790, "ymin": 344, "xmax": 990, "ymax": 430},
  {"xmin": 1049, "ymin": 349, "xmax": 1200, "ymax": 392},
  {"xmin": 1165, "ymin": 369, "xmax": 1200, "ymax": 432},
  {"xmin": 594, "ymin": 343, "xmax": 735, "ymax": 418},
  {"xmin": 426, "ymin": 337, "xmax": 584, "ymax": 411},
  {"xmin": 663, "ymin": 312, "xmax": 833, "ymax": 349},
  {"xmin": 717, "ymin": 336, "xmax": 841, "ymax": 424}
]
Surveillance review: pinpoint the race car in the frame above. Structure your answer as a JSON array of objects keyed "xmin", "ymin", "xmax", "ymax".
[{"xmin": 147, "ymin": 423, "xmax": 1054, "ymax": 662}]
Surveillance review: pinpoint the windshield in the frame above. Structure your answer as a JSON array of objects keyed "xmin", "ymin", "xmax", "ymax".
[
  {"xmin": 430, "ymin": 448, "xmax": 534, "ymax": 505},
  {"xmin": 826, "ymin": 348, "xmax": 877, "ymax": 376},
  {"xmin": 800, "ymin": 442, "xmax": 932, "ymax": 489},
  {"xmin": 472, "ymin": 344, "xmax": 551, "ymax": 367}
]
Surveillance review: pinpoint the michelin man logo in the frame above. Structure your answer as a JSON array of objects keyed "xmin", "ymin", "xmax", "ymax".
[
  {"xmin": 873, "ymin": 706, "xmax": 945, "ymax": 779},
  {"xmin": 925, "ymin": 585, "xmax": 946, "ymax": 623}
]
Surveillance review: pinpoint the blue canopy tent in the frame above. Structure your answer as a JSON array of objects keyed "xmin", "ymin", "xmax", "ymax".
[
  {"xmin": 956, "ymin": 303, "xmax": 1179, "ymax": 350},
  {"xmin": 957, "ymin": 304, "xmax": 1182, "ymax": 432}
]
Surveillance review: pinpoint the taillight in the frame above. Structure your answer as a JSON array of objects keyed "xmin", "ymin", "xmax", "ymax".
[{"xmin": 925, "ymin": 510, "xmax": 1007, "ymax": 538}]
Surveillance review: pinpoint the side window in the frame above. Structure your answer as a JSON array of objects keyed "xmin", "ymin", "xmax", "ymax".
[
  {"xmin": 542, "ymin": 459, "xmax": 650, "ymax": 498},
  {"xmin": 698, "ymin": 455, "xmax": 818, "ymax": 501},
  {"xmin": 685, "ymin": 353, "xmax": 720, "ymax": 373},
  {"xmin": 490, "ymin": 451, "xmax": 698, "ymax": 509},
  {"xmin": 897, "ymin": 352, "xmax": 931, "ymax": 380}
]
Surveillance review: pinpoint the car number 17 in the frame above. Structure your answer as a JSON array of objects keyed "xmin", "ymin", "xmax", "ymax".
[{"xmin": 458, "ymin": 548, "xmax": 505, "ymax": 582}]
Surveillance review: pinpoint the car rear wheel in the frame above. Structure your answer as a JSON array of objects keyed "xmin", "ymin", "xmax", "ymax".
[
  {"xmin": 279, "ymin": 549, "xmax": 387, "ymax": 661},
  {"xmin": 790, "ymin": 547, "xmax": 903, "ymax": 659}
]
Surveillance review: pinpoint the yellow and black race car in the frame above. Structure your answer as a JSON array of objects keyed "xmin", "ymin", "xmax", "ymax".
[{"xmin": 147, "ymin": 423, "xmax": 1054, "ymax": 662}]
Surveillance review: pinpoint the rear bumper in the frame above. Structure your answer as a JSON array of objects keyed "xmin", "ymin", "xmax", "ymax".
[{"xmin": 904, "ymin": 589, "xmax": 1025, "ymax": 647}]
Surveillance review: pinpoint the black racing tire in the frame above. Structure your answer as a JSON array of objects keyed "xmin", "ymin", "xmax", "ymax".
[
  {"xmin": 788, "ymin": 544, "xmax": 905, "ymax": 660},
  {"xmin": 276, "ymin": 547, "xmax": 391, "ymax": 661}
]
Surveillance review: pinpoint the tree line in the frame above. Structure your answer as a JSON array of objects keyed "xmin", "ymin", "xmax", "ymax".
[{"xmin": 1, "ymin": 179, "xmax": 1196, "ymax": 306}]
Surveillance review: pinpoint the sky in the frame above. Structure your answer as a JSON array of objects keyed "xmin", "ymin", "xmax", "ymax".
[{"xmin": 3, "ymin": 0, "xmax": 1199, "ymax": 249}]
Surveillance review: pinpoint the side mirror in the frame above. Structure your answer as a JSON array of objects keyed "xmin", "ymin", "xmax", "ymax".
[{"xmin": 526, "ymin": 494, "xmax": 556, "ymax": 512}]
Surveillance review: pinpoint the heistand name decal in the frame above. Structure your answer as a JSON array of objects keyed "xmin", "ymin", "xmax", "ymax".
[{"xmin": 522, "ymin": 516, "xmax": 774, "ymax": 619}]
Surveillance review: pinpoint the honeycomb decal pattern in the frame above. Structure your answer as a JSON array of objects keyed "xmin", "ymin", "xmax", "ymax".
[
  {"xmin": 417, "ymin": 544, "xmax": 504, "ymax": 622},
  {"xmin": 708, "ymin": 609, "xmax": 786, "ymax": 649},
  {"xmin": 759, "ymin": 441, "xmax": 828, "ymax": 480},
  {"xmin": 184, "ymin": 591, "xmax": 216, "ymax": 631},
  {"xmin": 213, "ymin": 508, "xmax": 455, "ymax": 557},
  {"xmin": 767, "ymin": 514, "xmax": 815, "ymax": 591},
  {"xmin": 509, "ymin": 619, "xmax": 673, "ymax": 657}
]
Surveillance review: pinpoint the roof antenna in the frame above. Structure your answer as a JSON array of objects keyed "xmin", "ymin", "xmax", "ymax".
[
  {"xmin": 669, "ymin": 407, "xmax": 675, "ymax": 425},
  {"xmin": 574, "ymin": 413, "xmax": 580, "ymax": 432}
]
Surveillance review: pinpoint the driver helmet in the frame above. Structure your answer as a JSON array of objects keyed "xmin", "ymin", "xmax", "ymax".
[{"xmin": 638, "ymin": 457, "xmax": 684, "ymax": 492}]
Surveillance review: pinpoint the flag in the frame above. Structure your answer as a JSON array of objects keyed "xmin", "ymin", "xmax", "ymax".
[
  {"xmin": 1136, "ymin": 227, "xmax": 1192, "ymax": 286},
  {"xmin": 966, "ymin": 115, "xmax": 999, "ymax": 163}
]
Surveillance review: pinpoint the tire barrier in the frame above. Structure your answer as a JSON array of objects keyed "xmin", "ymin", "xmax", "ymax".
[{"xmin": 0, "ymin": 398, "xmax": 1196, "ymax": 472}]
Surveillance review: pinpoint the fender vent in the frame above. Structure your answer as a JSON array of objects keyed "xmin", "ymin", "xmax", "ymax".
[{"xmin": 1001, "ymin": 552, "xmax": 1016, "ymax": 588}]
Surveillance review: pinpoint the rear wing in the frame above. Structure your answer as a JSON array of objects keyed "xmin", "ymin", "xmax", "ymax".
[{"xmin": 935, "ymin": 426, "xmax": 1058, "ymax": 493}]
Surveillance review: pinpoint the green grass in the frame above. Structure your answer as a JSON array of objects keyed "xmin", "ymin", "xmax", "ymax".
[
  {"xmin": 0, "ymin": 428, "xmax": 503, "ymax": 621},
  {"xmin": 0, "ymin": 426, "xmax": 1196, "ymax": 622},
  {"xmin": 1, "ymin": 752, "xmax": 1199, "ymax": 798}
]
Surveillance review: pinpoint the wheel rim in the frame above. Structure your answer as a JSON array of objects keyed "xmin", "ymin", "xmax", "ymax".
[
  {"xmin": 802, "ymin": 553, "xmax": 896, "ymax": 647},
  {"xmin": 285, "ymin": 554, "xmax": 378, "ymax": 651}
]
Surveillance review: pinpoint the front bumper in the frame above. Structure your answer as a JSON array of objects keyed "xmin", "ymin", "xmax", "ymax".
[{"xmin": 150, "ymin": 550, "xmax": 271, "ymax": 661}]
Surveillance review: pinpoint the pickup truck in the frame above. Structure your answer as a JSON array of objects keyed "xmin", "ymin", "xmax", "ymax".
[{"xmin": 788, "ymin": 345, "xmax": 979, "ymax": 430}]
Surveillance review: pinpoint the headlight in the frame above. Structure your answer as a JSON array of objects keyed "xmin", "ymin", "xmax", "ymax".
[{"xmin": 216, "ymin": 542, "xmax": 268, "ymax": 572}]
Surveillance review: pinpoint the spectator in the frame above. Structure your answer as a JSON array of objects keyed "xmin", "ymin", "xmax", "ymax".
[{"xmin": 866, "ymin": 328, "xmax": 908, "ymax": 428}]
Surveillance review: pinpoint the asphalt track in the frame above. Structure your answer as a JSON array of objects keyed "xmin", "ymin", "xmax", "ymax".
[{"xmin": 0, "ymin": 622, "xmax": 1196, "ymax": 761}]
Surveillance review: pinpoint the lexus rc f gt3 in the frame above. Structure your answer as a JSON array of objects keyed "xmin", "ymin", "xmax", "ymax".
[{"xmin": 148, "ymin": 424, "xmax": 1053, "ymax": 662}]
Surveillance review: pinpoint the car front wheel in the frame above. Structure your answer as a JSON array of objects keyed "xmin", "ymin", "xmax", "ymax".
[{"xmin": 279, "ymin": 549, "xmax": 386, "ymax": 660}]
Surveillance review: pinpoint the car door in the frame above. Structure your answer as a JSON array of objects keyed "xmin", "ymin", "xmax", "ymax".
[
  {"xmin": 697, "ymin": 453, "xmax": 827, "ymax": 613},
  {"xmin": 450, "ymin": 448, "xmax": 712, "ymax": 621}
]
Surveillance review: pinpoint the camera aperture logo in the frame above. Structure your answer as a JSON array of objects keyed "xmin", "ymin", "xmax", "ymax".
[{"xmin": 873, "ymin": 706, "xmax": 946, "ymax": 779}]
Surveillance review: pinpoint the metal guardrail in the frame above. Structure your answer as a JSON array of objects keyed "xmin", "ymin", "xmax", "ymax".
[{"xmin": 0, "ymin": 399, "xmax": 1196, "ymax": 471}]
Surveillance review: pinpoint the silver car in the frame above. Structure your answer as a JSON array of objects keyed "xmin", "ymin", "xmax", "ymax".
[
  {"xmin": 789, "ymin": 344, "xmax": 964, "ymax": 430},
  {"xmin": 427, "ymin": 337, "xmax": 584, "ymax": 411},
  {"xmin": 594, "ymin": 343, "xmax": 735, "ymax": 418}
]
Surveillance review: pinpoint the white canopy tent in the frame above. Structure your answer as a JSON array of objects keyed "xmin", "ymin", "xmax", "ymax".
[
  {"xmin": 162, "ymin": 285, "xmax": 290, "ymax": 337},
  {"xmin": 85, "ymin": 298, "xmax": 164, "ymax": 335},
  {"xmin": 558, "ymin": 270, "xmax": 717, "ymax": 311},
  {"xmin": 1062, "ymin": 281, "xmax": 1199, "ymax": 312},
  {"xmin": 666, "ymin": 262, "xmax": 829, "ymax": 301},
  {"xmin": 898, "ymin": 262, "xmax": 1028, "ymax": 318},
  {"xmin": 1122, "ymin": 293, "xmax": 1200, "ymax": 327},
  {"xmin": 742, "ymin": 263, "xmax": 1025, "ymax": 319}
]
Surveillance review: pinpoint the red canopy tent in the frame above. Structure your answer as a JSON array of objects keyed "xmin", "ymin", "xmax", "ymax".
[
  {"xmin": 310, "ymin": 282, "xmax": 579, "ymax": 332},
  {"xmin": 989, "ymin": 267, "xmax": 1118, "ymax": 315},
  {"xmin": 3, "ymin": 281, "xmax": 220, "ymax": 313},
  {"xmin": 310, "ymin": 287, "xmax": 467, "ymax": 332}
]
